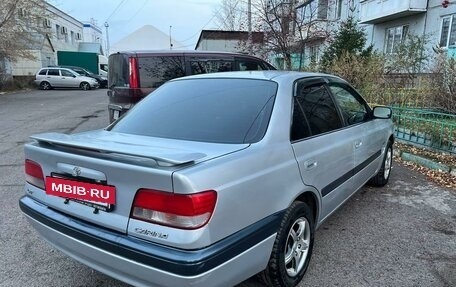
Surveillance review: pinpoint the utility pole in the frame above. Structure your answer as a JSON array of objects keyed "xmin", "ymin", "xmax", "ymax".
[
  {"xmin": 248, "ymin": 0, "xmax": 252, "ymax": 54},
  {"xmin": 169, "ymin": 25, "xmax": 173, "ymax": 50},
  {"xmin": 104, "ymin": 22, "xmax": 110, "ymax": 55}
]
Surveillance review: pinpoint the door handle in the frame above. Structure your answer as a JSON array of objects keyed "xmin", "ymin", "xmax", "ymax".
[
  {"xmin": 304, "ymin": 160, "xmax": 317, "ymax": 170},
  {"xmin": 355, "ymin": 140, "xmax": 363, "ymax": 149}
]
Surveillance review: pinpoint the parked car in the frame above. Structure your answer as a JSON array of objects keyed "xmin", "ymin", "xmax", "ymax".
[
  {"xmin": 20, "ymin": 71, "xmax": 394, "ymax": 287},
  {"xmin": 34, "ymin": 67, "xmax": 99, "ymax": 90},
  {"xmin": 56, "ymin": 65, "xmax": 108, "ymax": 88},
  {"xmin": 107, "ymin": 50, "xmax": 276, "ymax": 122}
]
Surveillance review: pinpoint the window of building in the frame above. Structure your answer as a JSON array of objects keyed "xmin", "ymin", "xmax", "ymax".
[
  {"xmin": 70, "ymin": 31, "xmax": 75, "ymax": 44},
  {"xmin": 317, "ymin": 0, "xmax": 329, "ymax": 20},
  {"xmin": 336, "ymin": 0, "xmax": 343, "ymax": 19},
  {"xmin": 440, "ymin": 15, "xmax": 456, "ymax": 47},
  {"xmin": 309, "ymin": 46, "xmax": 319, "ymax": 63},
  {"xmin": 297, "ymin": 0, "xmax": 328, "ymax": 22},
  {"xmin": 384, "ymin": 25, "xmax": 408, "ymax": 54},
  {"xmin": 55, "ymin": 24, "xmax": 61, "ymax": 39}
]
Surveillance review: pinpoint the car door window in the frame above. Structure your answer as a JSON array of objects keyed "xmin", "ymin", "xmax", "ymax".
[
  {"xmin": 39, "ymin": 69, "xmax": 47, "ymax": 75},
  {"xmin": 189, "ymin": 59, "xmax": 233, "ymax": 74},
  {"xmin": 61, "ymin": 70, "xmax": 74, "ymax": 77},
  {"xmin": 47, "ymin": 69, "xmax": 59, "ymax": 76},
  {"xmin": 329, "ymin": 84, "xmax": 369, "ymax": 125},
  {"xmin": 293, "ymin": 80, "xmax": 342, "ymax": 139}
]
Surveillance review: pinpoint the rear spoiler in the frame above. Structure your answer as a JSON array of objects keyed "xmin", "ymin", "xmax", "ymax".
[{"xmin": 30, "ymin": 133, "xmax": 206, "ymax": 167}]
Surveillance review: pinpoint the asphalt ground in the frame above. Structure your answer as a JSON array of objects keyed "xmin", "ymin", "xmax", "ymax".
[{"xmin": 0, "ymin": 89, "xmax": 455, "ymax": 287}]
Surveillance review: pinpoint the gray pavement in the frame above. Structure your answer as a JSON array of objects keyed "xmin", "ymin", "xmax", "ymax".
[{"xmin": 0, "ymin": 89, "xmax": 455, "ymax": 287}]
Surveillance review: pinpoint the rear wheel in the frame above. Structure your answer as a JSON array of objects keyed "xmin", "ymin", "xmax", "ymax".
[
  {"xmin": 80, "ymin": 82, "xmax": 91, "ymax": 90},
  {"xmin": 40, "ymin": 81, "xmax": 51, "ymax": 90},
  {"xmin": 368, "ymin": 141, "xmax": 393, "ymax": 187},
  {"xmin": 260, "ymin": 201, "xmax": 314, "ymax": 287}
]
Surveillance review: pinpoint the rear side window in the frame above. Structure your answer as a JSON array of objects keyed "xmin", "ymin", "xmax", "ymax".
[
  {"xmin": 237, "ymin": 60, "xmax": 265, "ymax": 71},
  {"xmin": 110, "ymin": 79, "xmax": 277, "ymax": 144},
  {"xmin": 292, "ymin": 80, "xmax": 342, "ymax": 139},
  {"xmin": 189, "ymin": 58, "xmax": 233, "ymax": 74},
  {"xmin": 138, "ymin": 56, "xmax": 185, "ymax": 88},
  {"xmin": 47, "ymin": 69, "xmax": 59, "ymax": 76},
  {"xmin": 38, "ymin": 69, "xmax": 47, "ymax": 75}
]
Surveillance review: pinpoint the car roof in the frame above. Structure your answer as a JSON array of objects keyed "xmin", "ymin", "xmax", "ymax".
[
  {"xmin": 170, "ymin": 70, "xmax": 344, "ymax": 82},
  {"xmin": 113, "ymin": 50, "xmax": 268, "ymax": 59}
]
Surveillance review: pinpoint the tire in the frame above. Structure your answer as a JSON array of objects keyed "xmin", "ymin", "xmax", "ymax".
[
  {"xmin": 80, "ymin": 82, "xmax": 91, "ymax": 90},
  {"xmin": 368, "ymin": 141, "xmax": 393, "ymax": 187},
  {"xmin": 40, "ymin": 81, "xmax": 51, "ymax": 90},
  {"xmin": 260, "ymin": 201, "xmax": 315, "ymax": 287}
]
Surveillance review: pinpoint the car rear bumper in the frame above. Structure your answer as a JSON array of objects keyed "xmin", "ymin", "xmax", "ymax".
[{"xmin": 19, "ymin": 196, "xmax": 280, "ymax": 287}]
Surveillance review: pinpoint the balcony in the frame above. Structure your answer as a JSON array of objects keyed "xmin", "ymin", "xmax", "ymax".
[
  {"xmin": 360, "ymin": 0, "xmax": 427, "ymax": 24},
  {"xmin": 297, "ymin": 20, "xmax": 329, "ymax": 42}
]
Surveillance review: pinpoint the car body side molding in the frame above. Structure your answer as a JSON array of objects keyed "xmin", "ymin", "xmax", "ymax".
[{"xmin": 322, "ymin": 150, "xmax": 382, "ymax": 197}]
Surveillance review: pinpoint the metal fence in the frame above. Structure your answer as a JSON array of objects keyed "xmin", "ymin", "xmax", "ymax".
[{"xmin": 391, "ymin": 107, "xmax": 456, "ymax": 154}]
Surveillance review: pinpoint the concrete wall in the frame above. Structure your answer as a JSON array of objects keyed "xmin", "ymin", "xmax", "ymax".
[{"xmin": 196, "ymin": 39, "xmax": 241, "ymax": 53}]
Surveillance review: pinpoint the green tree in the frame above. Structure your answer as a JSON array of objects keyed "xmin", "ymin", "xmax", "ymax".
[{"xmin": 321, "ymin": 17, "xmax": 372, "ymax": 70}]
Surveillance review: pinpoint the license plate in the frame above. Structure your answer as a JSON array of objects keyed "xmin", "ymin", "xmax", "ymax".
[
  {"xmin": 46, "ymin": 176, "xmax": 116, "ymax": 206},
  {"xmin": 113, "ymin": 110, "xmax": 120, "ymax": 120}
]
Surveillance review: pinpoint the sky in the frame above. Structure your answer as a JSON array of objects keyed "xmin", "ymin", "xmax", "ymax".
[{"xmin": 48, "ymin": 0, "xmax": 223, "ymax": 50}]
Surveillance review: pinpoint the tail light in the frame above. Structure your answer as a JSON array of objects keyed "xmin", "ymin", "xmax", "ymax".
[
  {"xmin": 25, "ymin": 159, "xmax": 45, "ymax": 189},
  {"xmin": 129, "ymin": 57, "xmax": 139, "ymax": 89},
  {"xmin": 131, "ymin": 189, "xmax": 217, "ymax": 229}
]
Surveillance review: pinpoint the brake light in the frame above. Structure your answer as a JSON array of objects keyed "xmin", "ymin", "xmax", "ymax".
[
  {"xmin": 131, "ymin": 189, "xmax": 217, "ymax": 229},
  {"xmin": 129, "ymin": 57, "xmax": 139, "ymax": 89},
  {"xmin": 25, "ymin": 159, "xmax": 45, "ymax": 189}
]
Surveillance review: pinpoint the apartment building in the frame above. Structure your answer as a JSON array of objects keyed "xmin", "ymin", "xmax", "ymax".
[
  {"xmin": 11, "ymin": 3, "xmax": 85, "ymax": 76},
  {"xmin": 267, "ymin": 0, "xmax": 361, "ymax": 69},
  {"xmin": 360, "ymin": 0, "xmax": 456, "ymax": 57},
  {"xmin": 293, "ymin": 0, "xmax": 361, "ymax": 68},
  {"xmin": 269, "ymin": 0, "xmax": 456, "ymax": 70}
]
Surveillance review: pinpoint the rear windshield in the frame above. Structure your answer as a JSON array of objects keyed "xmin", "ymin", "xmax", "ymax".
[
  {"xmin": 108, "ymin": 53, "xmax": 129, "ymax": 88},
  {"xmin": 110, "ymin": 78, "xmax": 278, "ymax": 144}
]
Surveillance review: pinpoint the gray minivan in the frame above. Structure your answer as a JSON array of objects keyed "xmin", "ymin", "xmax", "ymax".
[{"xmin": 107, "ymin": 50, "xmax": 276, "ymax": 122}]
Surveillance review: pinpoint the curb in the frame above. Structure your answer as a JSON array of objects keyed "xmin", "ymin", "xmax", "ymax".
[{"xmin": 395, "ymin": 149, "xmax": 455, "ymax": 175}]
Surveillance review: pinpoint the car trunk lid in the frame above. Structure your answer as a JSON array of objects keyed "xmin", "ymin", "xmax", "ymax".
[{"xmin": 25, "ymin": 130, "xmax": 249, "ymax": 233}]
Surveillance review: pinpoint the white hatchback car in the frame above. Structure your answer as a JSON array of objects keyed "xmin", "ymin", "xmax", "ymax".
[{"xmin": 34, "ymin": 67, "xmax": 99, "ymax": 90}]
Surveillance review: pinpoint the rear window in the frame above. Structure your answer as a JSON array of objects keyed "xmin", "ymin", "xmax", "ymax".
[
  {"xmin": 108, "ymin": 53, "xmax": 129, "ymax": 88},
  {"xmin": 110, "ymin": 78, "xmax": 278, "ymax": 144},
  {"xmin": 38, "ymin": 69, "xmax": 47, "ymax": 75},
  {"xmin": 138, "ymin": 56, "xmax": 185, "ymax": 88}
]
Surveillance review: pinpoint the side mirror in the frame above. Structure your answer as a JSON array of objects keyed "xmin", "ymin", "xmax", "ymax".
[{"xmin": 372, "ymin": 106, "xmax": 392, "ymax": 119}]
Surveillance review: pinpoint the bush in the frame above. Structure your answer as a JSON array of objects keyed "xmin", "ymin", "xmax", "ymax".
[{"xmin": 431, "ymin": 54, "xmax": 456, "ymax": 113}]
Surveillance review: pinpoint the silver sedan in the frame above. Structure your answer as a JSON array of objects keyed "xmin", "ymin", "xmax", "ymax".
[{"xmin": 20, "ymin": 71, "xmax": 394, "ymax": 287}]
